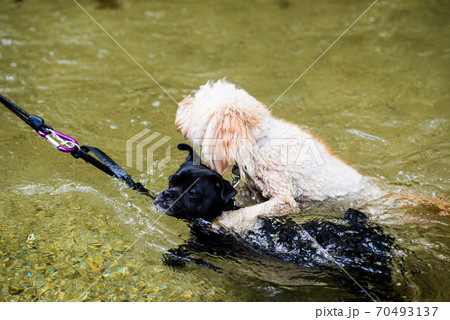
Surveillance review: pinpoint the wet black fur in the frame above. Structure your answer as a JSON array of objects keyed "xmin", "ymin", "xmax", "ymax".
[
  {"xmin": 156, "ymin": 144, "xmax": 401, "ymax": 300},
  {"xmin": 166, "ymin": 210, "xmax": 396, "ymax": 278}
]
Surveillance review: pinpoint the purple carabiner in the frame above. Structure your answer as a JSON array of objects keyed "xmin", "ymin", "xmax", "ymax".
[
  {"xmin": 37, "ymin": 129, "xmax": 79, "ymax": 152},
  {"xmin": 54, "ymin": 130, "xmax": 79, "ymax": 152}
]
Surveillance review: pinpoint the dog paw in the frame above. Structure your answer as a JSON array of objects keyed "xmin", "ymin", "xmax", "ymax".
[{"xmin": 215, "ymin": 210, "xmax": 259, "ymax": 234}]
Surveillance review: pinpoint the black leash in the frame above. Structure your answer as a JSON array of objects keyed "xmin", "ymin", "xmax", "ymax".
[
  {"xmin": 71, "ymin": 146, "xmax": 154, "ymax": 198},
  {"xmin": 0, "ymin": 94, "xmax": 155, "ymax": 199}
]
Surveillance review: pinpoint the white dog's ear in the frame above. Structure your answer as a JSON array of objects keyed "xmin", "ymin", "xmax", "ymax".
[
  {"xmin": 175, "ymin": 95, "xmax": 195, "ymax": 138},
  {"xmin": 203, "ymin": 103, "xmax": 266, "ymax": 176}
]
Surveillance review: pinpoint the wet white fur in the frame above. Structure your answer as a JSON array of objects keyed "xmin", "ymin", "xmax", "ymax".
[{"xmin": 176, "ymin": 80, "xmax": 376, "ymax": 233}]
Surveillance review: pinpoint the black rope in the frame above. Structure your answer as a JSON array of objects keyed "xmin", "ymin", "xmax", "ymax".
[{"xmin": 0, "ymin": 94, "xmax": 52, "ymax": 134}]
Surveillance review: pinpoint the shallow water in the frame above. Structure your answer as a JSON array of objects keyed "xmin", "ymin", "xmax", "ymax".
[{"xmin": 0, "ymin": 0, "xmax": 449, "ymax": 301}]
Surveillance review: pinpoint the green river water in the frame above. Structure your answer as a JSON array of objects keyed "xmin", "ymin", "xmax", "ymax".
[{"xmin": 0, "ymin": 0, "xmax": 449, "ymax": 301}]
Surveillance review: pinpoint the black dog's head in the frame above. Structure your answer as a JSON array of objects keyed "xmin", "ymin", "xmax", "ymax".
[{"xmin": 154, "ymin": 143, "xmax": 236, "ymax": 221}]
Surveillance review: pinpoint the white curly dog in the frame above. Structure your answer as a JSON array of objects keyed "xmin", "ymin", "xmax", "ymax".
[{"xmin": 175, "ymin": 80, "xmax": 447, "ymax": 233}]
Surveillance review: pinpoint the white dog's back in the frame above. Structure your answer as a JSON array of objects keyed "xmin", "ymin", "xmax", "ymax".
[{"xmin": 244, "ymin": 116, "xmax": 364, "ymax": 201}]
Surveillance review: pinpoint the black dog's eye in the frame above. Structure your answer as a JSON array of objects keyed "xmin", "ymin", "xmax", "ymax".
[
  {"xmin": 168, "ymin": 174, "xmax": 177, "ymax": 188},
  {"xmin": 188, "ymin": 189, "xmax": 198, "ymax": 198}
]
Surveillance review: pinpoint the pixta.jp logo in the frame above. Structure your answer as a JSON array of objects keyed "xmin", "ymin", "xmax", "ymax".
[{"xmin": 126, "ymin": 129, "xmax": 172, "ymax": 174}]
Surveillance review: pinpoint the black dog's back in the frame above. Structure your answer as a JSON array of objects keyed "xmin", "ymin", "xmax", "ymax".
[
  {"xmin": 164, "ymin": 209, "xmax": 403, "ymax": 299},
  {"xmin": 244, "ymin": 211, "xmax": 395, "ymax": 277},
  {"xmin": 189, "ymin": 209, "xmax": 395, "ymax": 277}
]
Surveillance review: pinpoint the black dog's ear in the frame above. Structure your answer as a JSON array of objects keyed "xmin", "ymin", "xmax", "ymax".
[
  {"xmin": 177, "ymin": 143, "xmax": 201, "ymax": 165},
  {"xmin": 211, "ymin": 175, "xmax": 237, "ymax": 203}
]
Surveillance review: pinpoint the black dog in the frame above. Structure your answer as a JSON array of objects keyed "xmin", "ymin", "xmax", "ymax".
[
  {"xmin": 154, "ymin": 143, "xmax": 236, "ymax": 221},
  {"xmin": 155, "ymin": 144, "xmax": 402, "ymax": 300}
]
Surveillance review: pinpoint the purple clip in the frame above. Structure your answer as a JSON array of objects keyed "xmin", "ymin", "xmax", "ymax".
[{"xmin": 37, "ymin": 129, "xmax": 79, "ymax": 152}]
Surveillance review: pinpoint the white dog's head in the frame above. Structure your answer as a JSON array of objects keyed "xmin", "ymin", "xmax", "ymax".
[{"xmin": 175, "ymin": 80, "xmax": 268, "ymax": 175}]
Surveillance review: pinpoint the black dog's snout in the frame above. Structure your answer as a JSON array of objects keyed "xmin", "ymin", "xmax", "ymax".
[
  {"xmin": 162, "ymin": 190, "xmax": 175, "ymax": 199},
  {"xmin": 154, "ymin": 189, "xmax": 180, "ymax": 213}
]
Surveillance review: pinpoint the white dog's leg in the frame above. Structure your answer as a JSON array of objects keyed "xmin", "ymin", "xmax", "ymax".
[{"xmin": 215, "ymin": 196, "xmax": 296, "ymax": 233}]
